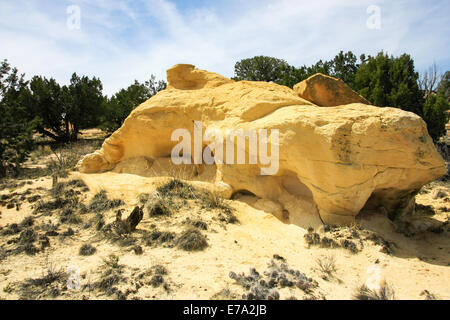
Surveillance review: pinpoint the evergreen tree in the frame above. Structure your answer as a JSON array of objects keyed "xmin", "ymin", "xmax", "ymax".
[
  {"xmin": 0, "ymin": 60, "xmax": 35, "ymax": 176},
  {"xmin": 233, "ymin": 56, "xmax": 291, "ymax": 83},
  {"xmin": 423, "ymin": 91, "xmax": 449, "ymax": 141},
  {"xmin": 354, "ymin": 52, "xmax": 423, "ymax": 115},
  {"xmin": 101, "ymin": 76, "xmax": 166, "ymax": 132},
  {"xmin": 29, "ymin": 73, "xmax": 105, "ymax": 142}
]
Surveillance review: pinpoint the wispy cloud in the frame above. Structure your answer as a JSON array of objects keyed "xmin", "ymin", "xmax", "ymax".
[{"xmin": 0, "ymin": 0, "xmax": 448, "ymax": 95}]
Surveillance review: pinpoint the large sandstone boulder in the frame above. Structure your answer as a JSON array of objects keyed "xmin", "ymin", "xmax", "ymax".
[
  {"xmin": 293, "ymin": 73, "xmax": 370, "ymax": 107},
  {"xmin": 77, "ymin": 64, "xmax": 446, "ymax": 226}
]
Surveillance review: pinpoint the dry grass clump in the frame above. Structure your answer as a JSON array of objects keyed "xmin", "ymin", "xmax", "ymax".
[
  {"xmin": 1, "ymin": 217, "xmax": 52, "ymax": 257},
  {"xmin": 176, "ymin": 228, "xmax": 208, "ymax": 251},
  {"xmin": 145, "ymin": 194, "xmax": 175, "ymax": 217},
  {"xmin": 90, "ymin": 213, "xmax": 105, "ymax": 231},
  {"xmin": 33, "ymin": 180, "xmax": 89, "ymax": 227},
  {"xmin": 148, "ymin": 265, "xmax": 170, "ymax": 291},
  {"xmin": 93, "ymin": 254, "xmax": 128, "ymax": 299},
  {"xmin": 45, "ymin": 140, "xmax": 103, "ymax": 179},
  {"xmin": 16, "ymin": 228, "xmax": 41, "ymax": 255},
  {"xmin": 145, "ymin": 179, "xmax": 238, "ymax": 224},
  {"xmin": 156, "ymin": 179, "xmax": 197, "ymax": 199},
  {"xmin": 143, "ymin": 179, "xmax": 194, "ymax": 217},
  {"xmin": 88, "ymin": 190, "xmax": 124, "ymax": 212},
  {"xmin": 353, "ymin": 284, "xmax": 395, "ymax": 300},
  {"xmin": 315, "ymin": 255, "xmax": 337, "ymax": 279},
  {"xmin": 59, "ymin": 207, "xmax": 82, "ymax": 225},
  {"xmin": 19, "ymin": 216, "xmax": 34, "ymax": 228},
  {"xmin": 0, "ymin": 246, "xmax": 7, "ymax": 262},
  {"xmin": 50, "ymin": 179, "xmax": 88, "ymax": 198},
  {"xmin": 200, "ymin": 191, "xmax": 238, "ymax": 224},
  {"xmin": 2, "ymin": 216, "xmax": 34, "ymax": 237},
  {"xmin": 229, "ymin": 258, "xmax": 318, "ymax": 300},
  {"xmin": 184, "ymin": 218, "xmax": 208, "ymax": 230},
  {"xmin": 60, "ymin": 227, "xmax": 75, "ymax": 237},
  {"xmin": 79, "ymin": 243, "xmax": 97, "ymax": 256},
  {"xmin": 1, "ymin": 223, "xmax": 21, "ymax": 236},
  {"xmin": 304, "ymin": 225, "xmax": 394, "ymax": 255},
  {"xmin": 143, "ymin": 229, "xmax": 176, "ymax": 247},
  {"xmin": 132, "ymin": 245, "xmax": 143, "ymax": 255},
  {"xmin": 16, "ymin": 262, "xmax": 67, "ymax": 299}
]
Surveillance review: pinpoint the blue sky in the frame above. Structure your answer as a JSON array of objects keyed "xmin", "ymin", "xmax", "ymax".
[{"xmin": 0, "ymin": 0, "xmax": 449, "ymax": 96}]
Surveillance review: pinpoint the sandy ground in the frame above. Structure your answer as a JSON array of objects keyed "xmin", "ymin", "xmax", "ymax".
[
  {"xmin": 0, "ymin": 129, "xmax": 449, "ymax": 300},
  {"xmin": 0, "ymin": 165, "xmax": 449, "ymax": 300}
]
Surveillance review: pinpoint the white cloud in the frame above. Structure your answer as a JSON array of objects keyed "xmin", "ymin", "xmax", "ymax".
[{"xmin": 0, "ymin": 0, "xmax": 448, "ymax": 96}]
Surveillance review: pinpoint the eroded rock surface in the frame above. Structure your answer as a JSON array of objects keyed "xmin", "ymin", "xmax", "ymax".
[{"xmin": 77, "ymin": 64, "xmax": 446, "ymax": 226}]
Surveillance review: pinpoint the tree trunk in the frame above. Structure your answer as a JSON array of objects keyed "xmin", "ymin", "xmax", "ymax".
[
  {"xmin": 36, "ymin": 126, "xmax": 67, "ymax": 142},
  {"xmin": 70, "ymin": 123, "xmax": 79, "ymax": 141}
]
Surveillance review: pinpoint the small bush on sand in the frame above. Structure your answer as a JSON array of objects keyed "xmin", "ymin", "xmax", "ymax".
[
  {"xmin": 94, "ymin": 255, "xmax": 127, "ymax": 297},
  {"xmin": 156, "ymin": 179, "xmax": 197, "ymax": 199},
  {"xmin": 185, "ymin": 218, "xmax": 208, "ymax": 230},
  {"xmin": 152, "ymin": 264, "xmax": 168, "ymax": 275},
  {"xmin": 17, "ymin": 262, "xmax": 66, "ymax": 299},
  {"xmin": 88, "ymin": 190, "xmax": 124, "ymax": 212},
  {"xmin": 176, "ymin": 228, "xmax": 208, "ymax": 251},
  {"xmin": 143, "ymin": 229, "xmax": 176, "ymax": 247},
  {"xmin": 353, "ymin": 284, "xmax": 395, "ymax": 300},
  {"xmin": 137, "ymin": 193, "xmax": 150, "ymax": 205},
  {"xmin": 315, "ymin": 255, "xmax": 337, "ymax": 279},
  {"xmin": 90, "ymin": 213, "xmax": 105, "ymax": 231},
  {"xmin": 102, "ymin": 254, "xmax": 122, "ymax": 269},
  {"xmin": 200, "ymin": 191, "xmax": 225, "ymax": 209},
  {"xmin": 146, "ymin": 196, "xmax": 174, "ymax": 217},
  {"xmin": 199, "ymin": 191, "xmax": 238, "ymax": 223},
  {"xmin": 229, "ymin": 258, "xmax": 318, "ymax": 300},
  {"xmin": 61, "ymin": 227, "xmax": 75, "ymax": 237},
  {"xmin": 19, "ymin": 216, "xmax": 34, "ymax": 228},
  {"xmin": 79, "ymin": 243, "xmax": 97, "ymax": 256},
  {"xmin": 132, "ymin": 245, "xmax": 143, "ymax": 255}
]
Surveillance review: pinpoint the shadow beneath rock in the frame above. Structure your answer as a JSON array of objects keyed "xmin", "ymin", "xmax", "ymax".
[
  {"xmin": 231, "ymin": 192, "xmax": 323, "ymax": 230},
  {"xmin": 357, "ymin": 209, "xmax": 450, "ymax": 267}
]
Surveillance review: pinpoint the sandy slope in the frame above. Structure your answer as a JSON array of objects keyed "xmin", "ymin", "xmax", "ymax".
[{"xmin": 0, "ymin": 169, "xmax": 448, "ymax": 300}]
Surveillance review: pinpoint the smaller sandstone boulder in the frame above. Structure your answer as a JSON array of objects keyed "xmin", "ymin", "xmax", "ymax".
[{"xmin": 293, "ymin": 73, "xmax": 370, "ymax": 107}]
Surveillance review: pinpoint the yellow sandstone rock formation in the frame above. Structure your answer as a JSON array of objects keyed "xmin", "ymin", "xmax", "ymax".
[
  {"xmin": 293, "ymin": 73, "xmax": 370, "ymax": 107},
  {"xmin": 77, "ymin": 64, "xmax": 446, "ymax": 226}
]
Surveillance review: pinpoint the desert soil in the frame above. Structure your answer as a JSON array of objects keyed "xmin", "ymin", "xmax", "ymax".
[{"xmin": 0, "ymin": 133, "xmax": 449, "ymax": 300}]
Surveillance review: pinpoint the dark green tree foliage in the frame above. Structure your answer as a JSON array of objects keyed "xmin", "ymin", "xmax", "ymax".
[
  {"xmin": 234, "ymin": 51, "xmax": 360, "ymax": 88},
  {"xmin": 330, "ymin": 51, "xmax": 359, "ymax": 86},
  {"xmin": 353, "ymin": 52, "xmax": 423, "ymax": 115},
  {"xmin": 101, "ymin": 76, "xmax": 166, "ymax": 132},
  {"xmin": 233, "ymin": 56, "xmax": 291, "ymax": 83},
  {"xmin": 422, "ymin": 72, "xmax": 450, "ymax": 141},
  {"xmin": 437, "ymin": 71, "xmax": 450, "ymax": 100},
  {"xmin": 29, "ymin": 73, "xmax": 105, "ymax": 142},
  {"xmin": 305, "ymin": 59, "xmax": 333, "ymax": 78},
  {"xmin": 66, "ymin": 73, "xmax": 105, "ymax": 139},
  {"xmin": 277, "ymin": 65, "xmax": 307, "ymax": 88},
  {"xmin": 0, "ymin": 60, "xmax": 35, "ymax": 176},
  {"xmin": 28, "ymin": 76, "xmax": 66, "ymax": 141},
  {"xmin": 423, "ymin": 91, "xmax": 449, "ymax": 141},
  {"xmin": 234, "ymin": 52, "xmax": 447, "ymax": 140}
]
